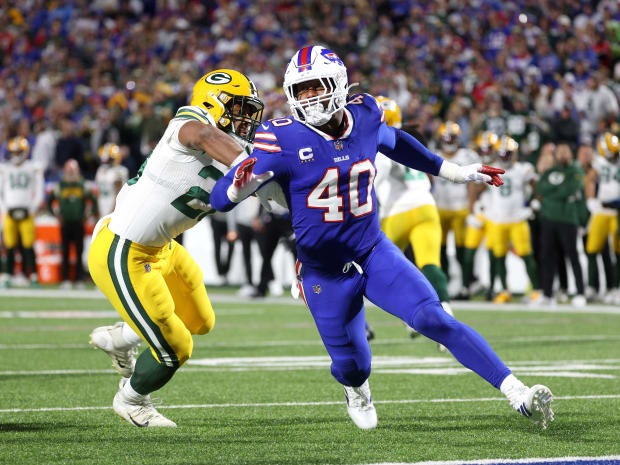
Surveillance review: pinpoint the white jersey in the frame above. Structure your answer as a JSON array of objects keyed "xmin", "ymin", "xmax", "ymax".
[
  {"xmin": 375, "ymin": 152, "xmax": 434, "ymax": 219},
  {"xmin": 108, "ymin": 106, "xmax": 228, "ymax": 247},
  {"xmin": 95, "ymin": 164, "xmax": 129, "ymax": 217},
  {"xmin": 593, "ymin": 156, "xmax": 620, "ymax": 214},
  {"xmin": 487, "ymin": 162, "xmax": 536, "ymax": 224},
  {"xmin": 0, "ymin": 160, "xmax": 44, "ymax": 213},
  {"xmin": 433, "ymin": 148, "xmax": 479, "ymax": 210}
]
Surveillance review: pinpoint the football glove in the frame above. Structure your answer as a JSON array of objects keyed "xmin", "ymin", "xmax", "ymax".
[
  {"xmin": 439, "ymin": 161, "xmax": 504, "ymax": 186},
  {"xmin": 587, "ymin": 198, "xmax": 603, "ymax": 214},
  {"xmin": 226, "ymin": 157, "xmax": 274, "ymax": 203},
  {"xmin": 466, "ymin": 214, "xmax": 483, "ymax": 229}
]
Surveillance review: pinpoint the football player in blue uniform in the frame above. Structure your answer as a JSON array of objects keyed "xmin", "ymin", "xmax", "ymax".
[{"xmin": 210, "ymin": 45, "xmax": 554, "ymax": 430}]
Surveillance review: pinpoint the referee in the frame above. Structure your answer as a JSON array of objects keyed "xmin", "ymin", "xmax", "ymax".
[{"xmin": 535, "ymin": 144, "xmax": 586, "ymax": 305}]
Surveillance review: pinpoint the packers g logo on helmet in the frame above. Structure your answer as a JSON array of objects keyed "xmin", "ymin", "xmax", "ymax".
[
  {"xmin": 191, "ymin": 69, "xmax": 264, "ymax": 143},
  {"xmin": 8, "ymin": 136, "xmax": 30, "ymax": 165},
  {"xmin": 375, "ymin": 96, "xmax": 402, "ymax": 129},
  {"xmin": 204, "ymin": 72, "xmax": 232, "ymax": 85},
  {"xmin": 597, "ymin": 132, "xmax": 619, "ymax": 160}
]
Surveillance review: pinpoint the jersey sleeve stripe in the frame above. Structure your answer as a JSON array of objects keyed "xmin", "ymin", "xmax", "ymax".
[
  {"xmin": 254, "ymin": 142, "xmax": 282, "ymax": 152},
  {"xmin": 255, "ymin": 132, "xmax": 278, "ymax": 141},
  {"xmin": 174, "ymin": 111, "xmax": 210, "ymax": 124}
]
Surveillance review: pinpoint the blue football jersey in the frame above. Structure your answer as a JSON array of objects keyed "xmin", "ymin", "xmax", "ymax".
[{"xmin": 246, "ymin": 94, "xmax": 387, "ymax": 269}]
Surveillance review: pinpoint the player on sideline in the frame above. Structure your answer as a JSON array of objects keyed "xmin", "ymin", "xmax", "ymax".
[
  {"xmin": 88, "ymin": 69, "xmax": 264, "ymax": 427},
  {"xmin": 210, "ymin": 45, "xmax": 554, "ymax": 431}
]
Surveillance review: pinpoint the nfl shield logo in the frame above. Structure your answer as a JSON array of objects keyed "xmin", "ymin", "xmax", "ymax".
[
  {"xmin": 334, "ymin": 140, "xmax": 343, "ymax": 151},
  {"xmin": 144, "ymin": 264, "xmax": 151, "ymax": 273},
  {"xmin": 312, "ymin": 284, "xmax": 322, "ymax": 294}
]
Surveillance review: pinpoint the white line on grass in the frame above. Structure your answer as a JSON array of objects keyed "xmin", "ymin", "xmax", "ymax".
[
  {"xmin": 363, "ymin": 455, "xmax": 620, "ymax": 465},
  {"xmin": 1, "ymin": 394, "xmax": 619, "ymax": 414},
  {"xmin": 2, "ymin": 289, "xmax": 620, "ymax": 315},
  {"xmin": 0, "ymin": 308, "xmax": 262, "ymax": 318},
  {"xmin": 1, "ymin": 334, "xmax": 620, "ymax": 351}
]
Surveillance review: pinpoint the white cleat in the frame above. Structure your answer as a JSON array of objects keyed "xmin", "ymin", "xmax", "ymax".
[
  {"xmin": 344, "ymin": 380, "xmax": 377, "ymax": 430},
  {"xmin": 89, "ymin": 322, "xmax": 137, "ymax": 378},
  {"xmin": 571, "ymin": 294, "xmax": 587, "ymax": 307},
  {"xmin": 510, "ymin": 384, "xmax": 555, "ymax": 429},
  {"xmin": 113, "ymin": 384, "xmax": 176, "ymax": 428}
]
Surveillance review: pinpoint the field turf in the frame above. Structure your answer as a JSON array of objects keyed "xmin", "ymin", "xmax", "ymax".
[{"xmin": 0, "ymin": 288, "xmax": 619, "ymax": 465}]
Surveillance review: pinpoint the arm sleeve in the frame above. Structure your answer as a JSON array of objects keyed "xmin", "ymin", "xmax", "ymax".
[
  {"xmin": 377, "ymin": 124, "xmax": 444, "ymax": 175},
  {"xmin": 210, "ymin": 151, "xmax": 286, "ymax": 212}
]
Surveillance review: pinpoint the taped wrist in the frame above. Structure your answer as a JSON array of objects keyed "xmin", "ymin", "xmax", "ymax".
[{"xmin": 438, "ymin": 160, "xmax": 462, "ymax": 182}]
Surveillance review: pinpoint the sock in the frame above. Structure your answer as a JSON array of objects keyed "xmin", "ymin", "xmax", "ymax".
[
  {"xmin": 616, "ymin": 254, "xmax": 620, "ymax": 288},
  {"xmin": 456, "ymin": 246, "xmax": 465, "ymax": 282},
  {"xmin": 440, "ymin": 245, "xmax": 449, "ymax": 277},
  {"xmin": 410, "ymin": 301, "xmax": 511, "ymax": 388},
  {"xmin": 587, "ymin": 253, "xmax": 598, "ymax": 292},
  {"xmin": 122, "ymin": 377, "xmax": 146, "ymax": 403},
  {"xmin": 129, "ymin": 348, "xmax": 178, "ymax": 395},
  {"xmin": 462, "ymin": 248, "xmax": 476, "ymax": 289},
  {"xmin": 421, "ymin": 264, "xmax": 450, "ymax": 302},
  {"xmin": 121, "ymin": 322, "xmax": 143, "ymax": 346},
  {"xmin": 500, "ymin": 373, "xmax": 527, "ymax": 407},
  {"xmin": 6, "ymin": 248, "xmax": 15, "ymax": 276},
  {"xmin": 488, "ymin": 249, "xmax": 496, "ymax": 293},
  {"xmin": 523, "ymin": 254, "xmax": 539, "ymax": 289},
  {"xmin": 495, "ymin": 255, "xmax": 507, "ymax": 290},
  {"xmin": 23, "ymin": 248, "xmax": 36, "ymax": 277}
]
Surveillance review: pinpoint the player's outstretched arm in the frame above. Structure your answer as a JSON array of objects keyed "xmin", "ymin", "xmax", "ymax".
[
  {"xmin": 178, "ymin": 121, "xmax": 249, "ymax": 167},
  {"xmin": 377, "ymin": 124, "xmax": 504, "ymax": 186},
  {"xmin": 211, "ymin": 157, "xmax": 274, "ymax": 212}
]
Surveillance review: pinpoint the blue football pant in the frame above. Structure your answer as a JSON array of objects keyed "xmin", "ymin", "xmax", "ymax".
[{"xmin": 298, "ymin": 234, "xmax": 511, "ymax": 389}]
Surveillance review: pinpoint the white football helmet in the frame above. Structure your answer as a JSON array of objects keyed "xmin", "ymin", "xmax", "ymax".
[{"xmin": 283, "ymin": 45, "xmax": 352, "ymax": 126}]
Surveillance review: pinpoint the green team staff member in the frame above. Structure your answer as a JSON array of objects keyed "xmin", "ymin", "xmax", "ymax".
[
  {"xmin": 535, "ymin": 143, "xmax": 585, "ymax": 305},
  {"xmin": 47, "ymin": 159, "xmax": 98, "ymax": 289}
]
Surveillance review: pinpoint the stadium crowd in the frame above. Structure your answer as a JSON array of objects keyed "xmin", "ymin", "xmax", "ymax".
[{"xmin": 0, "ymin": 0, "xmax": 619, "ymax": 302}]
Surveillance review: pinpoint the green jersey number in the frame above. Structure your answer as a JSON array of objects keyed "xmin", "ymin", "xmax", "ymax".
[
  {"xmin": 9, "ymin": 172, "xmax": 31, "ymax": 189},
  {"xmin": 170, "ymin": 166, "xmax": 223, "ymax": 221},
  {"xmin": 499, "ymin": 176, "xmax": 512, "ymax": 197}
]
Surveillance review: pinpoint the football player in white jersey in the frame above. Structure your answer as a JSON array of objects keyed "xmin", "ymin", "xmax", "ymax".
[
  {"xmin": 584, "ymin": 132, "xmax": 620, "ymax": 303},
  {"xmin": 87, "ymin": 69, "xmax": 264, "ymax": 427},
  {"xmin": 462, "ymin": 131, "xmax": 499, "ymax": 300},
  {"xmin": 94, "ymin": 143, "xmax": 129, "ymax": 217},
  {"xmin": 485, "ymin": 136, "xmax": 541, "ymax": 303},
  {"xmin": 432, "ymin": 121, "xmax": 479, "ymax": 293},
  {"xmin": 0, "ymin": 137, "xmax": 44, "ymax": 287},
  {"xmin": 374, "ymin": 96, "xmax": 452, "ymax": 347}
]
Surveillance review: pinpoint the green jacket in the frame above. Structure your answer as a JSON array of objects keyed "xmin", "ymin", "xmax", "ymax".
[
  {"xmin": 535, "ymin": 163, "xmax": 584, "ymax": 225},
  {"xmin": 47, "ymin": 178, "xmax": 97, "ymax": 223}
]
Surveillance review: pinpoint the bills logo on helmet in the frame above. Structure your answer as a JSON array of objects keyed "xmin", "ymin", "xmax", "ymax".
[
  {"xmin": 320, "ymin": 49, "xmax": 343, "ymax": 66},
  {"xmin": 205, "ymin": 72, "xmax": 232, "ymax": 84}
]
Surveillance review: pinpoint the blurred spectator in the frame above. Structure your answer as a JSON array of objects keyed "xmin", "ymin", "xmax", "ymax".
[
  {"xmin": 54, "ymin": 120, "xmax": 85, "ymax": 178},
  {"xmin": 209, "ymin": 212, "xmax": 235, "ymax": 286},
  {"xmin": 228, "ymin": 196, "xmax": 261, "ymax": 297},
  {"xmin": 47, "ymin": 159, "xmax": 98, "ymax": 289},
  {"xmin": 549, "ymin": 104, "xmax": 580, "ymax": 147}
]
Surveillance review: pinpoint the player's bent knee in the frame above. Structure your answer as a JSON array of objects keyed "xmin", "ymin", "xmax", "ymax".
[{"xmin": 410, "ymin": 301, "xmax": 458, "ymax": 341}]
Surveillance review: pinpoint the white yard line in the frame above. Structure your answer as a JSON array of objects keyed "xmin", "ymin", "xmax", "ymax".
[
  {"xmin": 363, "ymin": 456, "xmax": 620, "ymax": 465},
  {"xmin": 0, "ymin": 394, "xmax": 618, "ymax": 414},
  {"xmin": 0, "ymin": 308, "xmax": 262, "ymax": 318},
  {"xmin": 2, "ymin": 289, "xmax": 620, "ymax": 315}
]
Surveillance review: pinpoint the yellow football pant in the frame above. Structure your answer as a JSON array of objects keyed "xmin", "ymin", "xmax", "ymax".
[
  {"xmin": 381, "ymin": 204, "xmax": 441, "ymax": 268},
  {"xmin": 88, "ymin": 222, "xmax": 215, "ymax": 367},
  {"xmin": 489, "ymin": 221, "xmax": 532, "ymax": 258},
  {"xmin": 438, "ymin": 208, "xmax": 468, "ymax": 247},
  {"xmin": 586, "ymin": 213, "xmax": 619, "ymax": 254},
  {"xmin": 3, "ymin": 214, "xmax": 35, "ymax": 248},
  {"xmin": 464, "ymin": 214, "xmax": 495, "ymax": 250}
]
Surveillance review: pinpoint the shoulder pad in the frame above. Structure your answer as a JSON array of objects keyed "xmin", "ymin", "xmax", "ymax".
[
  {"xmin": 253, "ymin": 118, "xmax": 297, "ymax": 153},
  {"xmin": 347, "ymin": 93, "xmax": 385, "ymax": 124},
  {"xmin": 173, "ymin": 105, "xmax": 215, "ymax": 126}
]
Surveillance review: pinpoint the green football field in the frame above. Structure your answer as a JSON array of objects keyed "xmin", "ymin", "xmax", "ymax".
[{"xmin": 1, "ymin": 288, "xmax": 619, "ymax": 465}]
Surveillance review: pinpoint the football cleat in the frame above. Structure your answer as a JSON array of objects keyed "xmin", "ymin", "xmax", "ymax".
[
  {"xmin": 571, "ymin": 294, "xmax": 586, "ymax": 307},
  {"xmin": 113, "ymin": 382, "xmax": 176, "ymax": 428},
  {"xmin": 344, "ymin": 380, "xmax": 377, "ymax": 430},
  {"xmin": 493, "ymin": 290, "xmax": 511, "ymax": 304},
  {"xmin": 89, "ymin": 322, "xmax": 137, "ymax": 378},
  {"xmin": 508, "ymin": 384, "xmax": 554, "ymax": 429}
]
